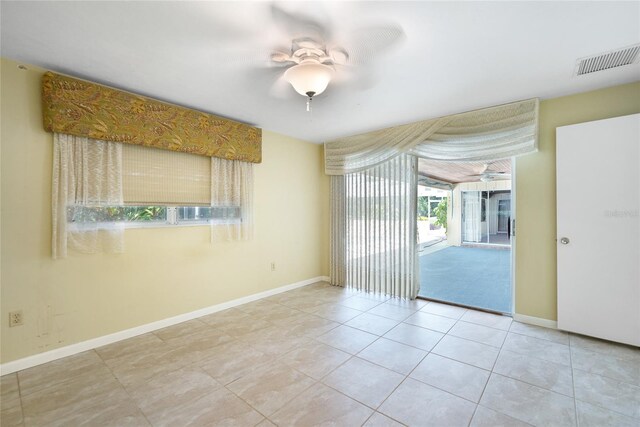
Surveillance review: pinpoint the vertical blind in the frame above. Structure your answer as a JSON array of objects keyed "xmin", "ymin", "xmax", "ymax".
[{"xmin": 331, "ymin": 154, "xmax": 419, "ymax": 299}]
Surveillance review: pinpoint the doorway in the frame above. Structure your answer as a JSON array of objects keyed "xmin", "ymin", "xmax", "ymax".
[{"xmin": 416, "ymin": 159, "xmax": 514, "ymax": 314}]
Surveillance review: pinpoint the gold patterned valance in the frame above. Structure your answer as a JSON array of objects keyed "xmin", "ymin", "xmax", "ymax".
[{"xmin": 42, "ymin": 72, "xmax": 262, "ymax": 162}]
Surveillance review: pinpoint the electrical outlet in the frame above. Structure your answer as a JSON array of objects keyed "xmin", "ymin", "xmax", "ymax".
[
  {"xmin": 9, "ymin": 310, "xmax": 23, "ymax": 327},
  {"xmin": 271, "ymin": 262, "xmax": 276, "ymax": 272}
]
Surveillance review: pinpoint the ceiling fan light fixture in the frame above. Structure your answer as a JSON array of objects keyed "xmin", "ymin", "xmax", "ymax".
[{"xmin": 283, "ymin": 60, "xmax": 334, "ymax": 97}]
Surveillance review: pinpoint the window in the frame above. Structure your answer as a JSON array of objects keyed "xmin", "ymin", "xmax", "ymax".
[
  {"xmin": 66, "ymin": 144, "xmax": 241, "ymax": 229},
  {"xmin": 67, "ymin": 205, "xmax": 240, "ymax": 228}
]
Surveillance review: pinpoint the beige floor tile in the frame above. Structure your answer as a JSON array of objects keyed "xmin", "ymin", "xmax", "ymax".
[
  {"xmin": 269, "ymin": 382, "xmax": 373, "ymax": 427},
  {"xmin": 0, "ymin": 405, "xmax": 23, "ymax": 427},
  {"xmin": 385, "ymin": 297, "xmax": 429, "ymax": 311},
  {"xmin": 227, "ymin": 362, "xmax": 316, "ymax": 416},
  {"xmin": 197, "ymin": 340, "xmax": 274, "ymax": 385},
  {"xmin": 448, "ymin": 321, "xmax": 507, "ymax": 348},
  {"xmin": 470, "ymin": 406, "xmax": 532, "ymax": 427},
  {"xmin": 367, "ymin": 302, "xmax": 416, "ymax": 321},
  {"xmin": 576, "ymin": 399, "xmax": 639, "ymax": 427},
  {"xmin": 236, "ymin": 298, "xmax": 283, "ymax": 316},
  {"xmin": 1, "ymin": 374, "xmax": 20, "ymax": 409},
  {"xmin": 153, "ymin": 319, "xmax": 208, "ymax": 341},
  {"xmin": 108, "ymin": 344, "xmax": 194, "ymax": 389},
  {"xmin": 339, "ymin": 296, "xmax": 384, "ymax": 311},
  {"xmin": 307, "ymin": 303, "xmax": 363, "ymax": 323},
  {"xmin": 161, "ymin": 326, "xmax": 234, "ymax": 359},
  {"xmin": 570, "ymin": 334, "xmax": 640, "ymax": 362},
  {"xmin": 21, "ymin": 373, "xmax": 134, "ymax": 427},
  {"xmin": 199, "ymin": 307, "xmax": 250, "ymax": 328},
  {"xmin": 432, "ymin": 335, "xmax": 500, "ymax": 370},
  {"xmin": 403, "ymin": 311, "xmax": 456, "ymax": 333},
  {"xmin": 322, "ymin": 357, "xmax": 404, "ymax": 408},
  {"xmin": 357, "ymin": 338, "xmax": 427, "ymax": 375},
  {"xmin": 379, "ymin": 378, "xmax": 476, "ymax": 427},
  {"xmin": 148, "ymin": 387, "xmax": 263, "ymax": 427},
  {"xmin": 280, "ymin": 295, "xmax": 331, "ymax": 311},
  {"xmin": 502, "ymin": 333, "xmax": 571, "ymax": 366},
  {"xmin": 509, "ymin": 321, "xmax": 569, "ymax": 345},
  {"xmin": 216, "ymin": 316, "xmax": 273, "ymax": 337},
  {"xmin": 420, "ymin": 301, "xmax": 467, "ymax": 319},
  {"xmin": 242, "ymin": 328, "xmax": 313, "ymax": 357},
  {"xmin": 127, "ymin": 365, "xmax": 221, "ymax": 422},
  {"xmin": 480, "ymin": 374, "xmax": 576, "ymax": 426},
  {"xmin": 279, "ymin": 315, "xmax": 340, "ymax": 338},
  {"xmin": 280, "ymin": 341, "xmax": 351, "ymax": 380},
  {"xmin": 95, "ymin": 333, "xmax": 165, "ymax": 364},
  {"xmin": 19, "ymin": 286, "xmax": 640, "ymax": 427},
  {"xmin": 410, "ymin": 353, "xmax": 490, "ymax": 402},
  {"xmin": 317, "ymin": 325, "xmax": 378, "ymax": 354},
  {"xmin": 383, "ymin": 323, "xmax": 444, "ymax": 351},
  {"xmin": 573, "ymin": 368, "xmax": 640, "ymax": 418},
  {"xmin": 493, "ymin": 349, "xmax": 574, "ymax": 396},
  {"xmin": 256, "ymin": 305, "xmax": 308, "ymax": 326},
  {"xmin": 18, "ymin": 351, "xmax": 109, "ymax": 397},
  {"xmin": 460, "ymin": 310, "xmax": 512, "ymax": 331},
  {"xmin": 346, "ymin": 313, "xmax": 400, "ymax": 336},
  {"xmin": 33, "ymin": 401, "xmax": 149, "ymax": 427},
  {"xmin": 571, "ymin": 346, "xmax": 640, "ymax": 386},
  {"xmin": 256, "ymin": 419, "xmax": 277, "ymax": 427},
  {"xmin": 363, "ymin": 411, "xmax": 405, "ymax": 426}
]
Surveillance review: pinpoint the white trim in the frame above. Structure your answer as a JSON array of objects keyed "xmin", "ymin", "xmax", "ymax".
[
  {"xmin": 513, "ymin": 313, "xmax": 558, "ymax": 329},
  {"xmin": 0, "ymin": 276, "xmax": 330, "ymax": 375}
]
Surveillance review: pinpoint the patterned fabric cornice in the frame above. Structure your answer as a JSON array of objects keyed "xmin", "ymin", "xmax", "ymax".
[{"xmin": 42, "ymin": 72, "xmax": 262, "ymax": 162}]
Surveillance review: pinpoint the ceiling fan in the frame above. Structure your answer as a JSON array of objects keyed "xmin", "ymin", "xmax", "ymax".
[
  {"xmin": 467, "ymin": 163, "xmax": 511, "ymax": 182},
  {"xmin": 260, "ymin": 4, "xmax": 405, "ymax": 110}
]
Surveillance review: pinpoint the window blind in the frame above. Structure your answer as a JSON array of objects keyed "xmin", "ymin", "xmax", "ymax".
[{"xmin": 122, "ymin": 144, "xmax": 211, "ymax": 205}]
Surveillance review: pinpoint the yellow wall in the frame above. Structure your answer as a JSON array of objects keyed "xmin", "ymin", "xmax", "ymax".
[
  {"xmin": 0, "ymin": 58, "xmax": 330, "ymax": 363},
  {"xmin": 2, "ymin": 55, "xmax": 639, "ymax": 363},
  {"xmin": 515, "ymin": 81, "xmax": 640, "ymax": 321}
]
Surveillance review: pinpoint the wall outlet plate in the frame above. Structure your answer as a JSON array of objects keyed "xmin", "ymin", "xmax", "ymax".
[{"xmin": 9, "ymin": 310, "xmax": 23, "ymax": 327}]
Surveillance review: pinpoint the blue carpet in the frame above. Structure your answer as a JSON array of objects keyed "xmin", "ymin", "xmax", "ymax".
[{"xmin": 419, "ymin": 246, "xmax": 512, "ymax": 313}]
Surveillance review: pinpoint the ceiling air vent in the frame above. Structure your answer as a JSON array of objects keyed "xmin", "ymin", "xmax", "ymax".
[{"xmin": 575, "ymin": 44, "xmax": 640, "ymax": 76}]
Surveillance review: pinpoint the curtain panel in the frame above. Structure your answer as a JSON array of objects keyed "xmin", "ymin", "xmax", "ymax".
[
  {"xmin": 210, "ymin": 157, "xmax": 254, "ymax": 241},
  {"xmin": 330, "ymin": 154, "xmax": 419, "ymax": 299},
  {"xmin": 52, "ymin": 133, "xmax": 124, "ymax": 258},
  {"xmin": 324, "ymin": 98, "xmax": 539, "ymax": 175}
]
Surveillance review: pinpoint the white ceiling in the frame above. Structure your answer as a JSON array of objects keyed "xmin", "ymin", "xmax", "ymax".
[
  {"xmin": 2, "ymin": 1, "xmax": 639, "ymax": 143},
  {"xmin": 418, "ymin": 158, "xmax": 512, "ymax": 184}
]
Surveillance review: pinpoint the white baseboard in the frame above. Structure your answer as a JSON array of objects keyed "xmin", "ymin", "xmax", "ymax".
[
  {"xmin": 513, "ymin": 313, "xmax": 558, "ymax": 329},
  {"xmin": 0, "ymin": 275, "xmax": 330, "ymax": 375}
]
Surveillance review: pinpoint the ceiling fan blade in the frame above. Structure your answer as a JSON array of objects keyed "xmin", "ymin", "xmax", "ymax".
[
  {"xmin": 269, "ymin": 75, "xmax": 297, "ymax": 99},
  {"xmin": 271, "ymin": 51, "xmax": 293, "ymax": 63},
  {"xmin": 328, "ymin": 46, "xmax": 349, "ymax": 65},
  {"xmin": 331, "ymin": 64, "xmax": 379, "ymax": 91},
  {"xmin": 346, "ymin": 24, "xmax": 405, "ymax": 65},
  {"xmin": 270, "ymin": 3, "xmax": 331, "ymax": 42}
]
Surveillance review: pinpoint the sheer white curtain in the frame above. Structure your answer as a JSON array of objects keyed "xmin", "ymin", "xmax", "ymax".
[
  {"xmin": 330, "ymin": 154, "xmax": 418, "ymax": 299},
  {"xmin": 325, "ymin": 98, "xmax": 538, "ymax": 174},
  {"xmin": 210, "ymin": 157, "xmax": 254, "ymax": 241},
  {"xmin": 52, "ymin": 133, "xmax": 124, "ymax": 258},
  {"xmin": 463, "ymin": 192, "xmax": 482, "ymax": 243}
]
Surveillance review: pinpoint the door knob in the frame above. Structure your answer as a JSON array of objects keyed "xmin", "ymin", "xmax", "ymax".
[{"xmin": 560, "ymin": 237, "xmax": 570, "ymax": 245}]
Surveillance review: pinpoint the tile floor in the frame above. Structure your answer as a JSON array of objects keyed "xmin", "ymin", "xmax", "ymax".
[{"xmin": 1, "ymin": 281, "xmax": 639, "ymax": 426}]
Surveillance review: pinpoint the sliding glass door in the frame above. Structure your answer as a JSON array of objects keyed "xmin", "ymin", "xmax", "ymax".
[
  {"xmin": 418, "ymin": 179, "xmax": 513, "ymax": 314},
  {"xmin": 462, "ymin": 190, "xmax": 511, "ymax": 246}
]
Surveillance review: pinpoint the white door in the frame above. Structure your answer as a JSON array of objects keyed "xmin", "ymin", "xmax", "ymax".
[{"xmin": 556, "ymin": 114, "xmax": 640, "ymax": 346}]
